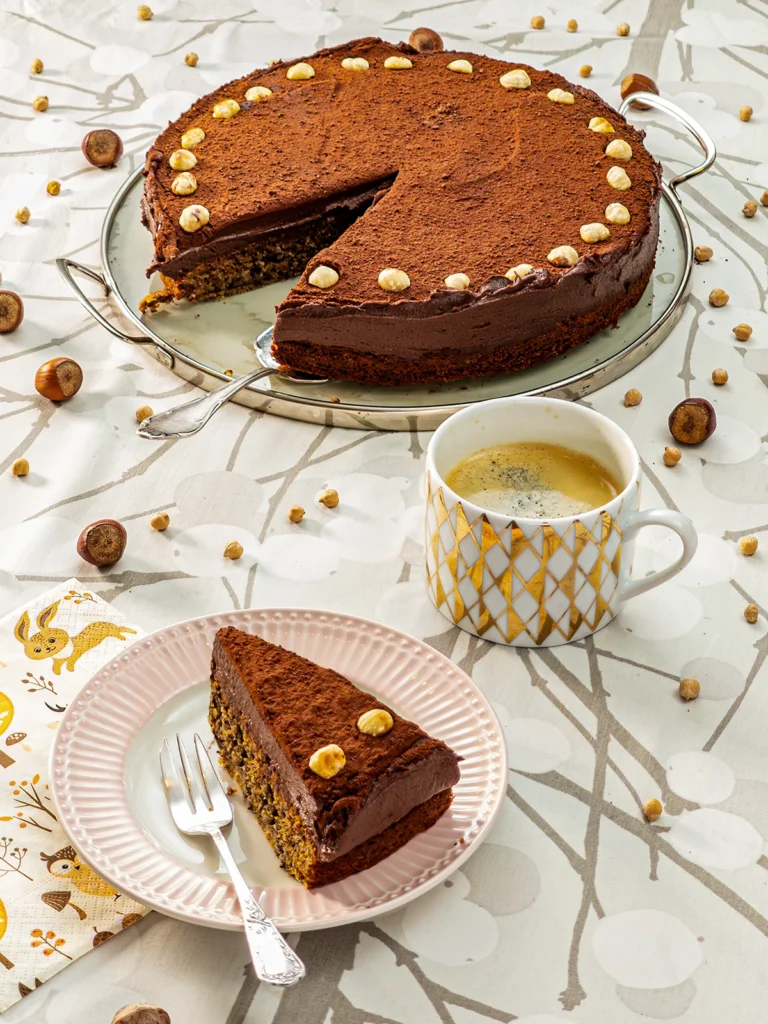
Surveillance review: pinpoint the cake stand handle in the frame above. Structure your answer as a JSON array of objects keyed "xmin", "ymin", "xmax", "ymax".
[
  {"xmin": 55, "ymin": 257, "xmax": 154, "ymax": 345},
  {"xmin": 618, "ymin": 93, "xmax": 717, "ymax": 197}
]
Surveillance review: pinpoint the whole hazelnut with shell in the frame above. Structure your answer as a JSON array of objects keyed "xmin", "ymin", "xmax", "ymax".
[
  {"xmin": 408, "ymin": 27, "xmax": 443, "ymax": 51},
  {"xmin": 668, "ymin": 398, "xmax": 716, "ymax": 445},
  {"xmin": 35, "ymin": 357, "xmax": 83, "ymax": 401},
  {"xmin": 620, "ymin": 73, "xmax": 658, "ymax": 110},
  {"xmin": 0, "ymin": 290, "xmax": 24, "ymax": 333},
  {"xmin": 77, "ymin": 520, "xmax": 127, "ymax": 567}
]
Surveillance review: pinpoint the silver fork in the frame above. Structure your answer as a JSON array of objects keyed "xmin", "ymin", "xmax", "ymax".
[{"xmin": 159, "ymin": 733, "xmax": 306, "ymax": 987}]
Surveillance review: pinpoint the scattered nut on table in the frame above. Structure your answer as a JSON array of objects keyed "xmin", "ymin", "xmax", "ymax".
[
  {"xmin": 46, "ymin": 180, "xmax": 61, "ymax": 195},
  {"xmin": 82, "ymin": 128, "xmax": 123, "ymax": 168},
  {"xmin": 663, "ymin": 446, "xmax": 681, "ymax": 467},
  {"xmin": 223, "ymin": 540, "xmax": 244, "ymax": 560},
  {"xmin": 112, "ymin": 1005, "xmax": 170, "ymax": 1024},
  {"xmin": 135, "ymin": 404, "xmax": 153, "ymax": 422},
  {"xmin": 708, "ymin": 288, "xmax": 729, "ymax": 307},
  {"xmin": 30, "ymin": 57, "xmax": 43, "ymax": 73},
  {"xmin": 623, "ymin": 388, "xmax": 642, "ymax": 407},
  {"xmin": 739, "ymin": 105, "xmax": 753, "ymax": 122},
  {"xmin": 357, "ymin": 708, "xmax": 394, "ymax": 736},
  {"xmin": 0, "ymin": 290, "xmax": 24, "ymax": 333},
  {"xmin": 32, "ymin": 95, "xmax": 48, "ymax": 112},
  {"xmin": 694, "ymin": 245, "xmax": 713, "ymax": 262},
  {"xmin": 12, "ymin": 458, "xmax": 29, "ymax": 477},
  {"xmin": 620, "ymin": 73, "xmax": 658, "ymax": 109},
  {"xmin": 309, "ymin": 744, "xmax": 346, "ymax": 778},
  {"xmin": 150, "ymin": 512, "xmax": 170, "ymax": 531},
  {"xmin": 35, "ymin": 357, "xmax": 83, "ymax": 402},
  {"xmin": 740, "ymin": 536, "xmax": 758, "ymax": 556},
  {"xmin": 642, "ymin": 798, "xmax": 662, "ymax": 822},
  {"xmin": 745, "ymin": 604, "xmax": 759, "ymax": 624},
  {"xmin": 288, "ymin": 505, "xmax": 305, "ymax": 523},
  {"xmin": 137, "ymin": 4, "xmax": 153, "ymax": 19},
  {"xmin": 616, "ymin": 22, "xmax": 630, "ymax": 36},
  {"xmin": 78, "ymin": 519, "xmax": 127, "ymax": 567},
  {"xmin": 530, "ymin": 15, "xmax": 545, "ymax": 29},
  {"xmin": 668, "ymin": 398, "xmax": 716, "ymax": 445},
  {"xmin": 733, "ymin": 323, "xmax": 752, "ymax": 341},
  {"xmin": 762, "ymin": 190, "xmax": 768, "ymax": 207},
  {"xmin": 408, "ymin": 27, "xmax": 443, "ymax": 51},
  {"xmin": 711, "ymin": 368, "xmax": 728, "ymax": 385},
  {"xmin": 15, "ymin": 207, "xmax": 30, "ymax": 224},
  {"xmin": 679, "ymin": 677, "xmax": 700, "ymax": 701},
  {"xmin": 567, "ymin": 19, "xmax": 578, "ymax": 32},
  {"xmin": 318, "ymin": 488, "xmax": 339, "ymax": 508},
  {"xmin": 743, "ymin": 199, "xmax": 758, "ymax": 218},
  {"xmin": 184, "ymin": 52, "xmax": 198, "ymax": 67},
  {"xmin": 579, "ymin": 65, "xmax": 592, "ymax": 78}
]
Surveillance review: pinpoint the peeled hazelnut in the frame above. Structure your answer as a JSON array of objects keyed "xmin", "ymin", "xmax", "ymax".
[
  {"xmin": 530, "ymin": 15, "xmax": 545, "ymax": 29},
  {"xmin": 77, "ymin": 519, "xmax": 127, "ymax": 567},
  {"xmin": 762, "ymin": 191, "xmax": 768, "ymax": 207},
  {"xmin": 579, "ymin": 65, "xmax": 592, "ymax": 78},
  {"xmin": 288, "ymin": 505, "xmax": 305, "ymax": 523},
  {"xmin": 708, "ymin": 288, "xmax": 729, "ymax": 307},
  {"xmin": 15, "ymin": 207, "xmax": 30, "ymax": 224},
  {"xmin": 135, "ymin": 404, "xmax": 153, "ymax": 422},
  {"xmin": 46, "ymin": 180, "xmax": 61, "ymax": 195},
  {"xmin": 733, "ymin": 323, "xmax": 752, "ymax": 341},
  {"xmin": 668, "ymin": 398, "xmax": 716, "ymax": 445},
  {"xmin": 605, "ymin": 139, "xmax": 632, "ymax": 160},
  {"xmin": 0, "ymin": 290, "xmax": 24, "ymax": 333},
  {"xmin": 743, "ymin": 199, "xmax": 758, "ymax": 218},
  {"xmin": 643, "ymin": 798, "xmax": 662, "ymax": 822},
  {"xmin": 31, "ymin": 58, "xmax": 43, "ymax": 73},
  {"xmin": 178, "ymin": 204, "xmax": 210, "ymax": 233},
  {"xmin": 623, "ymin": 388, "xmax": 642, "ymax": 407},
  {"xmin": 318, "ymin": 488, "xmax": 339, "ymax": 508},
  {"xmin": 287, "ymin": 62, "xmax": 316, "ymax": 80},
  {"xmin": 171, "ymin": 172, "xmax": 198, "ymax": 196},
  {"xmin": 245, "ymin": 85, "xmax": 273, "ymax": 100},
  {"xmin": 589, "ymin": 116, "xmax": 614, "ymax": 133},
  {"xmin": 745, "ymin": 603, "xmax": 759, "ymax": 624},
  {"xmin": 620, "ymin": 73, "xmax": 659, "ymax": 110},
  {"xmin": 447, "ymin": 59, "xmax": 473, "ymax": 74},
  {"xmin": 679, "ymin": 677, "xmax": 700, "ymax": 701},
  {"xmin": 212, "ymin": 99, "xmax": 240, "ymax": 118},
  {"xmin": 711, "ymin": 368, "xmax": 728, "ymax": 386},
  {"xmin": 408, "ymin": 27, "xmax": 443, "ymax": 52},
  {"xmin": 184, "ymin": 52, "xmax": 198, "ymax": 67},
  {"xmin": 547, "ymin": 245, "xmax": 579, "ymax": 268},
  {"xmin": 694, "ymin": 245, "xmax": 713, "ymax": 262},
  {"xmin": 505, "ymin": 263, "xmax": 534, "ymax": 281},
  {"xmin": 383, "ymin": 56, "xmax": 413, "ymax": 70},
  {"xmin": 150, "ymin": 512, "xmax": 170, "ymax": 531},
  {"xmin": 181, "ymin": 127, "xmax": 205, "ymax": 149},
  {"xmin": 341, "ymin": 57, "xmax": 369, "ymax": 71},
  {"xmin": 740, "ymin": 536, "xmax": 758, "ymax": 556},
  {"xmin": 32, "ymin": 95, "xmax": 48, "ymax": 112},
  {"xmin": 444, "ymin": 272, "xmax": 470, "ymax": 290},
  {"xmin": 567, "ymin": 19, "xmax": 578, "ymax": 32},
  {"xmin": 12, "ymin": 458, "xmax": 29, "ymax": 477},
  {"xmin": 499, "ymin": 69, "xmax": 531, "ymax": 90},
  {"xmin": 607, "ymin": 166, "xmax": 631, "ymax": 190},
  {"xmin": 357, "ymin": 708, "xmax": 394, "ymax": 736},
  {"xmin": 605, "ymin": 203, "xmax": 630, "ymax": 225},
  {"xmin": 35, "ymin": 357, "xmax": 83, "ymax": 401},
  {"xmin": 616, "ymin": 22, "xmax": 630, "ymax": 36},
  {"xmin": 739, "ymin": 105, "xmax": 753, "ymax": 122},
  {"xmin": 378, "ymin": 267, "xmax": 410, "ymax": 292},
  {"xmin": 547, "ymin": 88, "xmax": 574, "ymax": 104},
  {"xmin": 580, "ymin": 223, "xmax": 610, "ymax": 243},
  {"xmin": 309, "ymin": 744, "xmax": 346, "ymax": 779},
  {"xmin": 111, "ymin": 1005, "xmax": 170, "ymax": 1024},
  {"xmin": 223, "ymin": 540, "xmax": 244, "ymax": 559},
  {"xmin": 82, "ymin": 129, "xmax": 123, "ymax": 168},
  {"xmin": 137, "ymin": 4, "xmax": 153, "ymax": 19},
  {"xmin": 663, "ymin": 446, "xmax": 681, "ymax": 467},
  {"xmin": 308, "ymin": 265, "xmax": 339, "ymax": 288}
]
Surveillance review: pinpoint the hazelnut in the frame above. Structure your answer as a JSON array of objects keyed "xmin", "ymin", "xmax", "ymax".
[
  {"xmin": 733, "ymin": 323, "xmax": 752, "ymax": 341},
  {"xmin": 605, "ymin": 139, "xmax": 632, "ymax": 160},
  {"xmin": 318, "ymin": 487, "xmax": 339, "ymax": 508},
  {"xmin": 579, "ymin": 65, "xmax": 592, "ymax": 78},
  {"xmin": 589, "ymin": 116, "xmax": 614, "ymax": 133},
  {"xmin": 171, "ymin": 172, "xmax": 198, "ymax": 196},
  {"xmin": 607, "ymin": 166, "xmax": 632, "ymax": 190},
  {"xmin": 623, "ymin": 388, "xmax": 642, "ymax": 407},
  {"xmin": 745, "ymin": 603, "xmax": 759, "ymax": 624},
  {"xmin": 169, "ymin": 149, "xmax": 196, "ymax": 171},
  {"xmin": 642, "ymin": 798, "xmax": 662, "ymax": 822},
  {"xmin": 739, "ymin": 105, "xmax": 753, "ymax": 122},
  {"xmin": 288, "ymin": 505, "xmax": 305, "ymax": 523},
  {"xmin": 15, "ymin": 207, "xmax": 30, "ymax": 224},
  {"xmin": 447, "ymin": 59, "xmax": 473, "ymax": 74},
  {"xmin": 740, "ymin": 536, "xmax": 758, "ymax": 556},
  {"xmin": 605, "ymin": 202, "xmax": 630, "ymax": 225},
  {"xmin": 30, "ymin": 58, "xmax": 43, "ymax": 74},
  {"xmin": 530, "ymin": 15, "xmax": 545, "ymax": 29},
  {"xmin": 668, "ymin": 398, "xmax": 716, "ymax": 445},
  {"xmin": 32, "ymin": 96, "xmax": 48, "ymax": 112},
  {"xmin": 137, "ymin": 4, "xmax": 153, "ymax": 19},
  {"xmin": 444, "ymin": 272, "xmax": 470, "ymax": 290},
  {"xmin": 223, "ymin": 540, "xmax": 244, "ymax": 559},
  {"xmin": 0, "ymin": 290, "xmax": 24, "ymax": 333},
  {"xmin": 567, "ymin": 19, "xmax": 578, "ymax": 32},
  {"xmin": 111, "ymin": 1005, "xmax": 170, "ymax": 1024},
  {"xmin": 212, "ymin": 99, "xmax": 240, "ymax": 118},
  {"xmin": 762, "ymin": 190, "xmax": 768, "ymax": 207},
  {"xmin": 309, "ymin": 744, "xmax": 346, "ymax": 779},
  {"xmin": 743, "ymin": 199, "xmax": 758, "ymax": 218},
  {"xmin": 135, "ymin": 404, "xmax": 153, "ymax": 422},
  {"xmin": 711, "ymin": 368, "xmax": 728, "ymax": 386},
  {"xmin": 35, "ymin": 357, "xmax": 83, "ymax": 401},
  {"xmin": 620, "ymin": 73, "xmax": 659, "ymax": 110},
  {"xmin": 547, "ymin": 245, "xmax": 579, "ymax": 268},
  {"xmin": 178, "ymin": 204, "xmax": 210, "ymax": 233},
  {"xmin": 616, "ymin": 22, "xmax": 630, "ymax": 36},
  {"xmin": 499, "ymin": 69, "xmax": 531, "ymax": 90},
  {"xmin": 150, "ymin": 512, "xmax": 170, "ymax": 531},
  {"xmin": 184, "ymin": 52, "xmax": 198, "ymax": 67},
  {"xmin": 505, "ymin": 263, "xmax": 534, "ymax": 281},
  {"xmin": 708, "ymin": 288, "xmax": 729, "ymax": 307},
  {"xmin": 663, "ymin": 446, "xmax": 681, "ymax": 467},
  {"xmin": 547, "ymin": 88, "xmax": 575, "ymax": 104},
  {"xmin": 340, "ymin": 57, "xmax": 369, "ymax": 71},
  {"xmin": 287, "ymin": 62, "xmax": 316, "ymax": 80},
  {"xmin": 77, "ymin": 519, "xmax": 127, "ymax": 567},
  {"xmin": 679, "ymin": 677, "xmax": 700, "ymax": 701},
  {"xmin": 378, "ymin": 267, "xmax": 410, "ymax": 292},
  {"xmin": 408, "ymin": 27, "xmax": 443, "ymax": 52},
  {"xmin": 245, "ymin": 85, "xmax": 273, "ymax": 100},
  {"xmin": 383, "ymin": 56, "xmax": 413, "ymax": 70},
  {"xmin": 12, "ymin": 458, "xmax": 29, "ymax": 477},
  {"xmin": 181, "ymin": 127, "xmax": 205, "ymax": 149},
  {"xmin": 357, "ymin": 708, "xmax": 394, "ymax": 736},
  {"xmin": 580, "ymin": 222, "xmax": 610, "ymax": 243},
  {"xmin": 82, "ymin": 129, "xmax": 123, "ymax": 168},
  {"xmin": 694, "ymin": 245, "xmax": 713, "ymax": 262},
  {"xmin": 46, "ymin": 180, "xmax": 61, "ymax": 196},
  {"xmin": 308, "ymin": 265, "xmax": 339, "ymax": 289}
]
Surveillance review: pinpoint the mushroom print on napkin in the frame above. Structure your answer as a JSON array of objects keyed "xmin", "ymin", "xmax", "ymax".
[{"xmin": 0, "ymin": 580, "xmax": 147, "ymax": 1013}]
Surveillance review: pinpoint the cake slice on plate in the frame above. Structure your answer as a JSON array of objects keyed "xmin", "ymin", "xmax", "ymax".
[{"xmin": 209, "ymin": 626, "xmax": 461, "ymax": 888}]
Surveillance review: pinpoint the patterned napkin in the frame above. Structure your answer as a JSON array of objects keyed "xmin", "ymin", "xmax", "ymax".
[{"xmin": 0, "ymin": 580, "xmax": 148, "ymax": 1013}]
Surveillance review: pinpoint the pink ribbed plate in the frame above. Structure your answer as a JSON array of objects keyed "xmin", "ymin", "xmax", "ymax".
[{"xmin": 49, "ymin": 609, "xmax": 507, "ymax": 931}]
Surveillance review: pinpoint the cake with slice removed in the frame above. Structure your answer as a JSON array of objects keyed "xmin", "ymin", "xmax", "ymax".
[{"xmin": 208, "ymin": 626, "xmax": 461, "ymax": 888}]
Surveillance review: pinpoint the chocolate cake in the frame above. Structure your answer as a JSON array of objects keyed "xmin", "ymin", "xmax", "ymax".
[
  {"xmin": 209, "ymin": 627, "xmax": 461, "ymax": 888},
  {"xmin": 141, "ymin": 37, "xmax": 662, "ymax": 386}
]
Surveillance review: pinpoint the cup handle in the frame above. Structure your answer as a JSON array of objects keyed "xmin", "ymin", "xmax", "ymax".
[{"xmin": 619, "ymin": 508, "xmax": 698, "ymax": 601}]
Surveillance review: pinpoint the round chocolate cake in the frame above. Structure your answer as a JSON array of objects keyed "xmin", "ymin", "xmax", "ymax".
[{"xmin": 141, "ymin": 37, "xmax": 662, "ymax": 386}]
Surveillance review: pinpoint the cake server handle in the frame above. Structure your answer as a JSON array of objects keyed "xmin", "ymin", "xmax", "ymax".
[
  {"xmin": 207, "ymin": 826, "xmax": 306, "ymax": 987},
  {"xmin": 136, "ymin": 369, "xmax": 272, "ymax": 439}
]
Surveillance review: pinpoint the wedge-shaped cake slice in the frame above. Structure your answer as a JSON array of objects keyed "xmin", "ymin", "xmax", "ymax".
[{"xmin": 209, "ymin": 626, "xmax": 461, "ymax": 888}]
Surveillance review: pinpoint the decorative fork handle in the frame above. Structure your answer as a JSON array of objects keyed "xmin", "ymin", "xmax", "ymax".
[{"xmin": 207, "ymin": 827, "xmax": 306, "ymax": 986}]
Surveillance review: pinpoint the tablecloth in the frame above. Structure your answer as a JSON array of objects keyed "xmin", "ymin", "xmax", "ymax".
[{"xmin": 2, "ymin": 0, "xmax": 768, "ymax": 1021}]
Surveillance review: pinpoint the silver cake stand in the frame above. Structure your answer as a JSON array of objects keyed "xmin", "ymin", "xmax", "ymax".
[{"xmin": 58, "ymin": 94, "xmax": 715, "ymax": 432}]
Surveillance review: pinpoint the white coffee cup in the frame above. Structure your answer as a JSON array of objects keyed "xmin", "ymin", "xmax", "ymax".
[{"xmin": 425, "ymin": 396, "xmax": 697, "ymax": 647}]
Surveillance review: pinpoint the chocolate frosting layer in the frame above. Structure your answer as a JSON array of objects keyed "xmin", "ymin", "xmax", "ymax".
[{"xmin": 211, "ymin": 627, "xmax": 461, "ymax": 862}]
